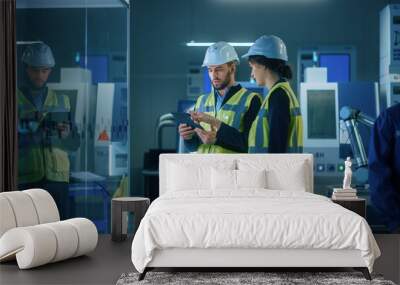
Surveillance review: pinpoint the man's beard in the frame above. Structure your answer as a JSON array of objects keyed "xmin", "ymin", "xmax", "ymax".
[{"xmin": 213, "ymin": 71, "xmax": 232, "ymax": 91}]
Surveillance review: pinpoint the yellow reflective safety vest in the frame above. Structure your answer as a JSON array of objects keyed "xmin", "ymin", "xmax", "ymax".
[
  {"xmin": 194, "ymin": 87, "xmax": 261, "ymax": 153},
  {"xmin": 18, "ymin": 88, "xmax": 72, "ymax": 184},
  {"xmin": 248, "ymin": 81, "xmax": 303, "ymax": 153}
]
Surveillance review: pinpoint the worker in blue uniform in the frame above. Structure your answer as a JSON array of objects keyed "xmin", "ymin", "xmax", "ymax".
[{"xmin": 369, "ymin": 103, "xmax": 400, "ymax": 233}]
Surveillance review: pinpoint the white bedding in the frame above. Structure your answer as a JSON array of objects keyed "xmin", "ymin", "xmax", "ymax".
[{"xmin": 131, "ymin": 190, "xmax": 380, "ymax": 273}]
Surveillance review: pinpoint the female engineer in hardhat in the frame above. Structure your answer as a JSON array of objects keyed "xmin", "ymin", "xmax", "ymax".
[{"xmin": 243, "ymin": 35, "xmax": 303, "ymax": 153}]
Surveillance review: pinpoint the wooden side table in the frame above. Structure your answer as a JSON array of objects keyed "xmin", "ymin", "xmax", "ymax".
[
  {"xmin": 331, "ymin": 198, "xmax": 366, "ymax": 218},
  {"xmin": 111, "ymin": 197, "xmax": 150, "ymax": 242}
]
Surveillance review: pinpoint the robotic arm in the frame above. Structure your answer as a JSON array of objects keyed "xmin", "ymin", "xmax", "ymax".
[
  {"xmin": 340, "ymin": 106, "xmax": 374, "ymax": 168},
  {"xmin": 339, "ymin": 106, "xmax": 375, "ymax": 185}
]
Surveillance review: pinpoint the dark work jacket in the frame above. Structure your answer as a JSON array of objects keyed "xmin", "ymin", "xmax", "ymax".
[{"xmin": 369, "ymin": 103, "xmax": 400, "ymax": 232}]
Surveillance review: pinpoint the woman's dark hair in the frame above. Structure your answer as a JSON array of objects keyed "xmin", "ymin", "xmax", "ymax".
[{"xmin": 249, "ymin": 55, "xmax": 293, "ymax": 80}]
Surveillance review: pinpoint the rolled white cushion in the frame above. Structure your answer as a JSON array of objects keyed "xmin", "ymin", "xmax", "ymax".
[
  {"xmin": 64, "ymin": 218, "xmax": 98, "ymax": 257},
  {"xmin": 0, "ymin": 218, "xmax": 97, "ymax": 269},
  {"xmin": 0, "ymin": 188, "xmax": 98, "ymax": 269},
  {"xmin": 42, "ymin": 221, "xmax": 79, "ymax": 262},
  {"xmin": 0, "ymin": 191, "xmax": 39, "ymax": 227},
  {"xmin": 0, "ymin": 226, "xmax": 57, "ymax": 269},
  {"xmin": 0, "ymin": 196, "xmax": 17, "ymax": 238},
  {"xmin": 23, "ymin": 189, "xmax": 60, "ymax": 223}
]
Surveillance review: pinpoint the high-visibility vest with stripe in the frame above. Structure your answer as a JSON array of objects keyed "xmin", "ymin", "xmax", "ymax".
[
  {"xmin": 248, "ymin": 81, "xmax": 303, "ymax": 153},
  {"xmin": 18, "ymin": 88, "xmax": 72, "ymax": 184},
  {"xmin": 195, "ymin": 87, "xmax": 261, "ymax": 153}
]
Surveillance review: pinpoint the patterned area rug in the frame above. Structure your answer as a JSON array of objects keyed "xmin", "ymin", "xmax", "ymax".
[{"xmin": 116, "ymin": 271, "xmax": 396, "ymax": 285}]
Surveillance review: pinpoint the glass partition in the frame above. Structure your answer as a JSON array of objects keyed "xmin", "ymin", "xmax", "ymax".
[{"xmin": 16, "ymin": 0, "xmax": 130, "ymax": 233}]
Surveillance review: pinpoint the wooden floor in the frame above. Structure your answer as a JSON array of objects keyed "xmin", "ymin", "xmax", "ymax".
[{"xmin": 0, "ymin": 235, "xmax": 134, "ymax": 285}]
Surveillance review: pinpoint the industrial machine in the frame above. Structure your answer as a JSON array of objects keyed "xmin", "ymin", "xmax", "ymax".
[
  {"xmin": 380, "ymin": 4, "xmax": 400, "ymax": 110},
  {"xmin": 300, "ymin": 67, "xmax": 388, "ymax": 230},
  {"xmin": 300, "ymin": 72, "xmax": 341, "ymax": 178},
  {"xmin": 297, "ymin": 45, "xmax": 356, "ymax": 93},
  {"xmin": 94, "ymin": 82, "xmax": 128, "ymax": 176},
  {"xmin": 300, "ymin": 67, "xmax": 379, "ymax": 182}
]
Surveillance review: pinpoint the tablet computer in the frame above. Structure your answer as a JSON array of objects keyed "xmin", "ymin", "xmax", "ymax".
[{"xmin": 172, "ymin": 112, "xmax": 203, "ymax": 130}]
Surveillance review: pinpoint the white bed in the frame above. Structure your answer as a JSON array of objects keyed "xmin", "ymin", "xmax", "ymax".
[{"xmin": 131, "ymin": 154, "xmax": 380, "ymax": 280}]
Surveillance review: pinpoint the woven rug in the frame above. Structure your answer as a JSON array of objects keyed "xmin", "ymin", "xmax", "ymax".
[{"xmin": 116, "ymin": 271, "xmax": 396, "ymax": 285}]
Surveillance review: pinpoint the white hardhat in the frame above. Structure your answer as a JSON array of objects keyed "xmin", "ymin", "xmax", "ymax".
[
  {"xmin": 22, "ymin": 43, "xmax": 55, "ymax": 68},
  {"xmin": 202, "ymin": 42, "xmax": 239, "ymax": 67},
  {"xmin": 242, "ymin": 35, "xmax": 288, "ymax": 61}
]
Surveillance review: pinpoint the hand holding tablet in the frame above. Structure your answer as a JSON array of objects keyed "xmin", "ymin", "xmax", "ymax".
[{"xmin": 172, "ymin": 112, "xmax": 204, "ymax": 130}]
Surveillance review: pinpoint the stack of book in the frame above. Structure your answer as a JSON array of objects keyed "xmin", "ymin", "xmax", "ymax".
[{"xmin": 332, "ymin": 188, "xmax": 358, "ymax": 200}]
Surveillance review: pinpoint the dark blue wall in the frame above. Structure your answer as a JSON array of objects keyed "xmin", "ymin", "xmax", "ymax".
[
  {"xmin": 130, "ymin": 0, "xmax": 391, "ymax": 194},
  {"xmin": 15, "ymin": 0, "xmax": 393, "ymax": 195}
]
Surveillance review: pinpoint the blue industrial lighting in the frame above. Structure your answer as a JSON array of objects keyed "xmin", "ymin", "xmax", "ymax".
[
  {"xmin": 186, "ymin": 41, "xmax": 253, "ymax": 47},
  {"xmin": 16, "ymin": 41, "xmax": 43, "ymax": 45},
  {"xmin": 75, "ymin": 52, "xmax": 81, "ymax": 65},
  {"xmin": 215, "ymin": 0, "xmax": 327, "ymax": 3}
]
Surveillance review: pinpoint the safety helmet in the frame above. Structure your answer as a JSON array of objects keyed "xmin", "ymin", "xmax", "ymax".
[
  {"xmin": 202, "ymin": 41, "xmax": 239, "ymax": 67},
  {"xmin": 22, "ymin": 43, "xmax": 55, "ymax": 68},
  {"xmin": 242, "ymin": 35, "xmax": 288, "ymax": 61}
]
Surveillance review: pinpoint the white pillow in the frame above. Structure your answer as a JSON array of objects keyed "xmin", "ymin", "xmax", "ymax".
[
  {"xmin": 237, "ymin": 159, "xmax": 308, "ymax": 191},
  {"xmin": 266, "ymin": 161, "xmax": 307, "ymax": 191},
  {"xmin": 167, "ymin": 160, "xmax": 235, "ymax": 191},
  {"xmin": 211, "ymin": 169, "xmax": 267, "ymax": 190},
  {"xmin": 236, "ymin": 169, "xmax": 267, "ymax": 189},
  {"xmin": 211, "ymin": 168, "xmax": 236, "ymax": 190}
]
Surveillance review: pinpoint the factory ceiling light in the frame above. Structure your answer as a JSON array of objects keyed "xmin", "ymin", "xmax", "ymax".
[{"xmin": 186, "ymin": 42, "xmax": 253, "ymax": 47}]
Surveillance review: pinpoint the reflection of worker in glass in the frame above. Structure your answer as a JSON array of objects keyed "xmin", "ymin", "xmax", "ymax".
[
  {"xmin": 178, "ymin": 42, "xmax": 261, "ymax": 153},
  {"xmin": 242, "ymin": 35, "xmax": 303, "ymax": 153},
  {"xmin": 17, "ymin": 43, "xmax": 79, "ymax": 219},
  {"xmin": 369, "ymin": 103, "xmax": 400, "ymax": 233}
]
